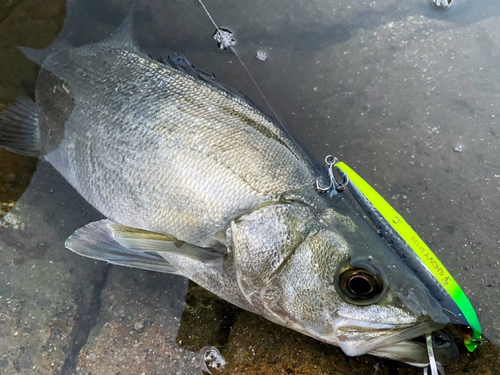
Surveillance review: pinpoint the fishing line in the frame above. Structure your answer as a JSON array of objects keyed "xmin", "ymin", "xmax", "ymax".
[
  {"xmin": 196, "ymin": 0, "xmax": 324, "ymax": 177},
  {"xmin": 425, "ymin": 334, "xmax": 439, "ymax": 375},
  {"xmin": 196, "ymin": 0, "xmax": 282, "ymax": 123}
]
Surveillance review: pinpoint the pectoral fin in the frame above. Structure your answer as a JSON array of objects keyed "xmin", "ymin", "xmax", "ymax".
[
  {"xmin": 65, "ymin": 220, "xmax": 224, "ymax": 273},
  {"xmin": 107, "ymin": 222, "xmax": 224, "ymax": 262},
  {"xmin": 65, "ymin": 220, "xmax": 180, "ymax": 274}
]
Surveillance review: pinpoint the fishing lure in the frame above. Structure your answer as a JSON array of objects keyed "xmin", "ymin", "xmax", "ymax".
[{"xmin": 322, "ymin": 157, "xmax": 482, "ymax": 352}]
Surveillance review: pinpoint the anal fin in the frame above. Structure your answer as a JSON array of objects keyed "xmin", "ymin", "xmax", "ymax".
[{"xmin": 65, "ymin": 220, "xmax": 180, "ymax": 274}]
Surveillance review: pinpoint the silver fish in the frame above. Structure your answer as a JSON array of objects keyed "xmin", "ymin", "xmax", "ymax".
[{"xmin": 0, "ymin": 15, "xmax": 458, "ymax": 366}]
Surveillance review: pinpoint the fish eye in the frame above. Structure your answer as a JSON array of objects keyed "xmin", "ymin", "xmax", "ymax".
[{"xmin": 337, "ymin": 266, "xmax": 383, "ymax": 305}]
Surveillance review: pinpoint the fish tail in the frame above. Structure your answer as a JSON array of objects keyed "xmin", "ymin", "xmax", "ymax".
[{"xmin": 0, "ymin": 95, "xmax": 40, "ymax": 156}]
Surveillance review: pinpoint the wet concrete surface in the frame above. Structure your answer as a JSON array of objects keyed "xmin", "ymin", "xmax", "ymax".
[
  {"xmin": 0, "ymin": 0, "xmax": 64, "ymax": 218},
  {"xmin": 0, "ymin": 150, "xmax": 36, "ymax": 218},
  {"xmin": 75, "ymin": 267, "xmax": 197, "ymax": 375},
  {"xmin": 0, "ymin": 162, "xmax": 108, "ymax": 374},
  {"xmin": 1, "ymin": 0, "xmax": 500, "ymax": 374}
]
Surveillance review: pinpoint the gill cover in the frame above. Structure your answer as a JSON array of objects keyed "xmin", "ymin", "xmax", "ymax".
[
  {"xmin": 231, "ymin": 202, "xmax": 314, "ymax": 299},
  {"xmin": 330, "ymin": 159, "xmax": 482, "ymax": 351}
]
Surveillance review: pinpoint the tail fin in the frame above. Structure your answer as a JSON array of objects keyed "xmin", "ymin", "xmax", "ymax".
[{"xmin": 0, "ymin": 96, "xmax": 40, "ymax": 156}]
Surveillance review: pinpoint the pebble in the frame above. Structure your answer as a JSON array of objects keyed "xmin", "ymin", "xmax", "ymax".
[
  {"xmin": 433, "ymin": 0, "xmax": 452, "ymax": 8},
  {"xmin": 200, "ymin": 346, "xmax": 226, "ymax": 374},
  {"xmin": 256, "ymin": 50, "xmax": 267, "ymax": 61},
  {"xmin": 134, "ymin": 321, "xmax": 145, "ymax": 332},
  {"xmin": 212, "ymin": 28, "xmax": 235, "ymax": 50}
]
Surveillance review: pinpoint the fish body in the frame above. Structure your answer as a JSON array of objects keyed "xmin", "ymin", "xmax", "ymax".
[
  {"xmin": 0, "ymin": 17, "xmax": 459, "ymax": 366},
  {"xmin": 38, "ymin": 43, "xmax": 319, "ymax": 248}
]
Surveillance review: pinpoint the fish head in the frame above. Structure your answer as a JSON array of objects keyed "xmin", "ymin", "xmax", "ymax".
[{"xmin": 231, "ymin": 197, "xmax": 458, "ymax": 365}]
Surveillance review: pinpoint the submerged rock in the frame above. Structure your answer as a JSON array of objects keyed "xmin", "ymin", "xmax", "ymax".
[
  {"xmin": 75, "ymin": 267, "xmax": 199, "ymax": 374},
  {"xmin": 0, "ymin": 163, "xmax": 107, "ymax": 374}
]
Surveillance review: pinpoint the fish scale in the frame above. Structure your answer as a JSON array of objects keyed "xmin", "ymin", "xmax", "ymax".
[{"xmin": 37, "ymin": 45, "xmax": 318, "ymax": 246}]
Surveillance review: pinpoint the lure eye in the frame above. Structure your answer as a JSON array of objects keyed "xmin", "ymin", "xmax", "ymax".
[{"xmin": 338, "ymin": 267, "xmax": 383, "ymax": 304}]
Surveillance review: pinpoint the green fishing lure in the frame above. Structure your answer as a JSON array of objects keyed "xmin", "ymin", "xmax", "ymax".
[{"xmin": 333, "ymin": 160, "xmax": 482, "ymax": 351}]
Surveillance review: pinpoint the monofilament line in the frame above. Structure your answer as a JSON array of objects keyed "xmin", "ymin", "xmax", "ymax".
[
  {"xmin": 425, "ymin": 334, "xmax": 439, "ymax": 375},
  {"xmin": 196, "ymin": 0, "xmax": 286, "ymax": 129},
  {"xmin": 196, "ymin": 0, "xmax": 323, "ymax": 177}
]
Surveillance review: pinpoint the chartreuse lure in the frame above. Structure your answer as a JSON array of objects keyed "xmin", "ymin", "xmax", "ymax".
[{"xmin": 329, "ymin": 159, "xmax": 481, "ymax": 351}]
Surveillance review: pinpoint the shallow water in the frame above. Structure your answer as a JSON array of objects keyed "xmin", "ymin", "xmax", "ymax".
[{"xmin": 1, "ymin": 0, "xmax": 500, "ymax": 374}]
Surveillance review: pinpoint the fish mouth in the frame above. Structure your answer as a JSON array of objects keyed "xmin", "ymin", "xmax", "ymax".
[
  {"xmin": 368, "ymin": 330, "xmax": 459, "ymax": 366},
  {"xmin": 334, "ymin": 319, "xmax": 458, "ymax": 365}
]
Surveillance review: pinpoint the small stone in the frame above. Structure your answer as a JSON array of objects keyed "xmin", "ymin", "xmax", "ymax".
[
  {"xmin": 200, "ymin": 346, "xmax": 226, "ymax": 374},
  {"xmin": 134, "ymin": 321, "xmax": 145, "ymax": 332},
  {"xmin": 13, "ymin": 331, "xmax": 19, "ymax": 336},
  {"xmin": 256, "ymin": 50, "xmax": 267, "ymax": 61},
  {"xmin": 433, "ymin": 0, "xmax": 452, "ymax": 8},
  {"xmin": 212, "ymin": 28, "xmax": 235, "ymax": 50}
]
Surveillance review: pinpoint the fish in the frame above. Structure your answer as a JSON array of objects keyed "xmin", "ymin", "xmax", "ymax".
[{"xmin": 0, "ymin": 13, "xmax": 460, "ymax": 367}]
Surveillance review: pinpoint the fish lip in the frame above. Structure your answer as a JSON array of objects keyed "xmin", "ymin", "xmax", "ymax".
[
  {"xmin": 367, "ymin": 330, "xmax": 459, "ymax": 366},
  {"xmin": 334, "ymin": 318, "xmax": 447, "ymax": 358}
]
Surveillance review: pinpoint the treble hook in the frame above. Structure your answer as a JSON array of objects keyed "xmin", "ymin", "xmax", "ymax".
[{"xmin": 315, "ymin": 155, "xmax": 349, "ymax": 194}]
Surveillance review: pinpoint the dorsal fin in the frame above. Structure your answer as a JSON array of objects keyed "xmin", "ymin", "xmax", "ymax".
[{"xmin": 99, "ymin": 4, "xmax": 141, "ymax": 54}]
